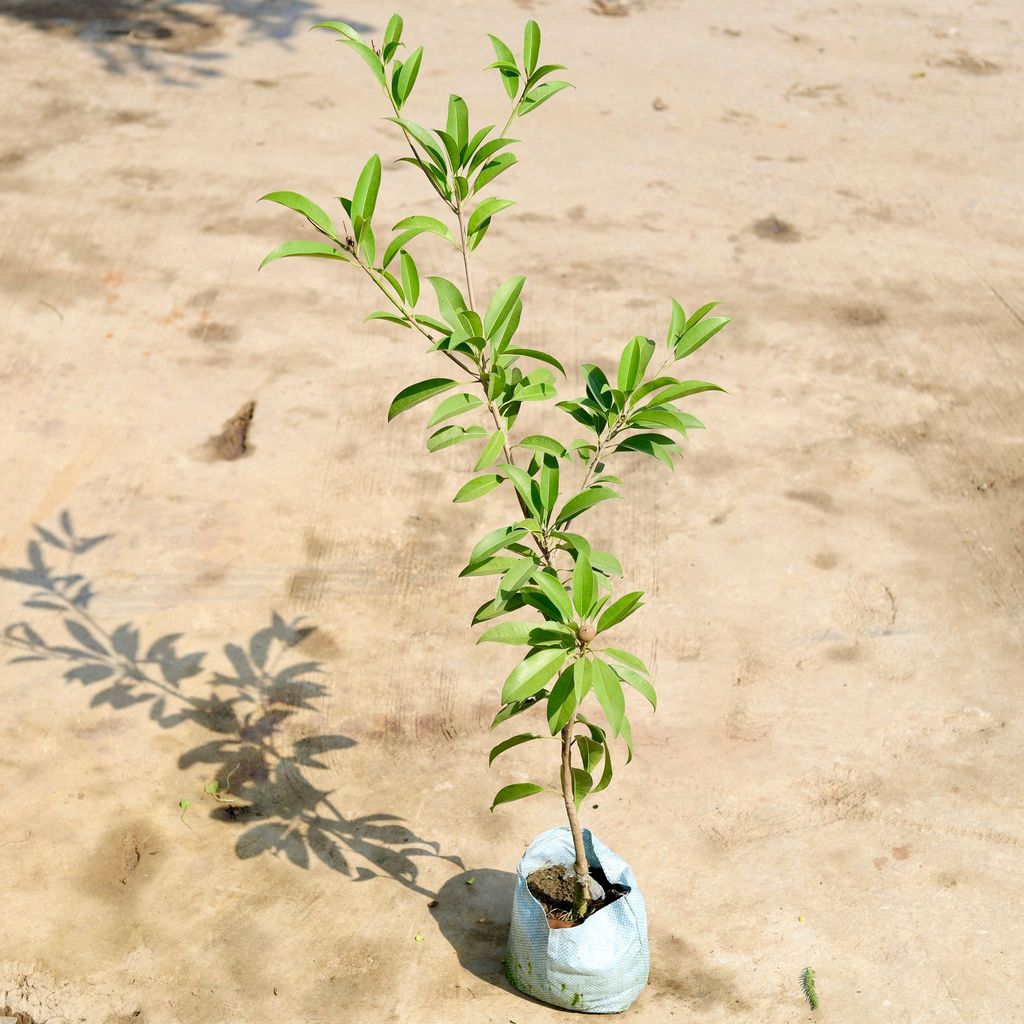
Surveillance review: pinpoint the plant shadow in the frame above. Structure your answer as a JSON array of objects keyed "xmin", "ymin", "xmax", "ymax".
[
  {"xmin": 0, "ymin": 1, "xmax": 374, "ymax": 85},
  {"xmin": 0, "ymin": 510, "xmax": 462, "ymax": 898}
]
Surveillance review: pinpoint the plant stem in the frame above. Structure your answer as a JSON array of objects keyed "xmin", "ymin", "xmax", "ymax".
[
  {"xmin": 560, "ymin": 715, "xmax": 591, "ymax": 916},
  {"xmin": 454, "ymin": 197, "xmax": 477, "ymax": 312}
]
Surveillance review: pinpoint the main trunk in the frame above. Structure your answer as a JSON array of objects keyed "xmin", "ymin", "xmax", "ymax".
[{"xmin": 560, "ymin": 716, "xmax": 592, "ymax": 918}]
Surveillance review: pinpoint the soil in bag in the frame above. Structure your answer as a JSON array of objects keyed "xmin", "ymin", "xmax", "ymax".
[{"xmin": 526, "ymin": 863, "xmax": 630, "ymax": 928}]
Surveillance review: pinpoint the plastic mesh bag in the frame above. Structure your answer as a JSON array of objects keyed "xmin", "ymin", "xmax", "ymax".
[{"xmin": 504, "ymin": 826, "xmax": 649, "ymax": 1013}]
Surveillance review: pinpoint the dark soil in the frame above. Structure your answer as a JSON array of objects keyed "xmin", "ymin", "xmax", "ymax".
[{"xmin": 526, "ymin": 863, "xmax": 629, "ymax": 927}]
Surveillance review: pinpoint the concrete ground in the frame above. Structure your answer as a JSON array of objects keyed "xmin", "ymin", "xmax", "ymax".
[{"xmin": 1, "ymin": 0, "xmax": 1021, "ymax": 1021}]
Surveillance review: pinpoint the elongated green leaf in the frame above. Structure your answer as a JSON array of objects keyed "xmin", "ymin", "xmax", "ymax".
[
  {"xmin": 538, "ymin": 454, "xmax": 559, "ymax": 521},
  {"xmin": 642, "ymin": 380, "xmax": 725, "ymax": 405},
  {"xmin": 666, "ymin": 297, "xmax": 686, "ymax": 349},
  {"xmin": 314, "ymin": 20, "xmax": 361, "ymax": 41},
  {"xmin": 615, "ymin": 432, "xmax": 679, "ymax": 469},
  {"xmin": 488, "ymin": 732, "xmax": 541, "ymax": 766},
  {"xmin": 572, "ymin": 552, "xmax": 595, "ymax": 618},
  {"xmin": 427, "ymin": 392, "xmax": 482, "ymax": 427},
  {"xmin": 517, "ymin": 434, "xmax": 567, "ymax": 458},
  {"xmin": 453, "ymin": 473, "xmax": 503, "ymax": 503},
  {"xmin": 523, "ymin": 19, "xmax": 541, "ymax": 76},
  {"xmin": 501, "ymin": 464, "xmax": 542, "ymax": 519},
  {"xmin": 575, "ymin": 735, "xmax": 602, "ymax": 774},
  {"xmin": 475, "ymin": 429, "xmax": 506, "ymax": 471},
  {"xmin": 473, "ymin": 153, "xmax": 518, "ymax": 194},
  {"xmin": 596, "ymin": 591, "xmax": 644, "ymax": 633},
  {"xmin": 462, "ymin": 555, "xmax": 517, "ymax": 578},
  {"xmin": 397, "ymin": 249, "xmax": 420, "ymax": 306},
  {"xmin": 517, "ymin": 81, "xmax": 572, "ymax": 116},
  {"xmin": 613, "ymin": 664, "xmax": 657, "ymax": 711},
  {"xmin": 676, "ymin": 316, "xmax": 731, "ymax": 358},
  {"xmin": 571, "ymin": 767, "xmax": 593, "ymax": 810},
  {"xmin": 426, "ymin": 424, "xmax": 487, "ymax": 452},
  {"xmin": 547, "ymin": 665, "xmax": 577, "ymax": 734},
  {"xmin": 352, "ymin": 154, "xmax": 382, "ymax": 235},
  {"xmin": 589, "ymin": 549, "xmax": 623, "ymax": 577},
  {"xmin": 554, "ymin": 486, "xmax": 619, "ymax": 527},
  {"xmin": 447, "ymin": 94, "xmax": 469, "ymax": 156},
  {"xmin": 628, "ymin": 406, "xmax": 693, "ymax": 434},
  {"xmin": 505, "ymin": 347, "xmax": 566, "ymax": 376},
  {"xmin": 345, "ymin": 38, "xmax": 387, "ymax": 88},
  {"xmin": 616, "ymin": 335, "xmax": 655, "ymax": 393},
  {"xmin": 591, "ymin": 738, "xmax": 613, "ymax": 793},
  {"xmin": 620, "ymin": 713, "xmax": 633, "ymax": 764},
  {"xmin": 394, "ymin": 45, "xmax": 423, "ymax": 107},
  {"xmin": 491, "ymin": 693, "xmax": 545, "ymax": 730},
  {"xmin": 592, "ymin": 658, "xmax": 625, "ymax": 735},
  {"xmin": 484, "ymin": 276, "xmax": 526, "ymax": 337},
  {"xmin": 573, "ymin": 657, "xmax": 593, "ymax": 703},
  {"xmin": 468, "ymin": 137, "xmax": 518, "ymax": 174},
  {"xmin": 258, "ymin": 240, "xmax": 348, "ymax": 270},
  {"xmin": 488, "ymin": 34, "xmax": 519, "ymax": 98},
  {"xmin": 383, "ymin": 13, "xmax": 403, "ymax": 50},
  {"xmin": 365, "ymin": 310, "xmax": 409, "ymax": 327},
  {"xmin": 478, "ymin": 621, "xmax": 539, "ymax": 645},
  {"xmin": 467, "ymin": 197, "xmax": 515, "ymax": 237},
  {"xmin": 393, "ymin": 214, "xmax": 456, "ymax": 244},
  {"xmin": 387, "ymin": 378, "xmax": 457, "ymax": 421},
  {"xmin": 685, "ymin": 300, "xmax": 719, "ymax": 330},
  {"xmin": 469, "ymin": 524, "xmax": 529, "ymax": 567},
  {"xmin": 603, "ymin": 647, "xmax": 650, "ymax": 676},
  {"xmin": 499, "ymin": 556, "xmax": 539, "ymax": 599},
  {"xmin": 259, "ymin": 191, "xmax": 336, "ymax": 238},
  {"xmin": 501, "ymin": 648, "xmax": 568, "ymax": 703},
  {"xmin": 530, "ymin": 570, "xmax": 574, "ymax": 624},
  {"xmin": 428, "ymin": 275, "xmax": 468, "ymax": 327},
  {"xmin": 628, "ymin": 375, "xmax": 680, "ymax": 407},
  {"xmin": 490, "ymin": 782, "xmax": 545, "ymax": 811},
  {"xmin": 473, "ymin": 590, "xmax": 527, "ymax": 624}
]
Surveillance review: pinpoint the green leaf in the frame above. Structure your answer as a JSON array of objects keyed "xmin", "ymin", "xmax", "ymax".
[
  {"xmin": 613, "ymin": 664, "xmax": 657, "ymax": 711},
  {"xmin": 475, "ymin": 429, "xmax": 506, "ymax": 471},
  {"xmin": 616, "ymin": 335, "xmax": 656, "ymax": 393},
  {"xmin": 685, "ymin": 300, "xmax": 719, "ymax": 330},
  {"xmin": 490, "ymin": 782, "xmax": 545, "ymax": 811},
  {"xmin": 596, "ymin": 591, "xmax": 644, "ymax": 633},
  {"xmin": 473, "ymin": 153, "xmax": 518, "ymax": 194},
  {"xmin": 500, "ymin": 464, "xmax": 542, "ymax": 519},
  {"xmin": 392, "ymin": 215, "xmax": 457, "ymax": 244},
  {"xmin": 488, "ymin": 732, "xmax": 541, "ymax": 766},
  {"xmin": 615, "ymin": 432, "xmax": 679, "ymax": 469},
  {"xmin": 345, "ymin": 39, "xmax": 387, "ymax": 89},
  {"xmin": 453, "ymin": 473, "xmax": 503, "ymax": 503},
  {"xmin": 603, "ymin": 647, "xmax": 650, "ymax": 676},
  {"xmin": 259, "ymin": 191, "xmax": 337, "ymax": 238},
  {"xmin": 428, "ymin": 276, "xmax": 468, "ymax": 327},
  {"xmin": 572, "ymin": 552, "xmax": 596, "ymax": 617},
  {"xmin": 627, "ymin": 375, "xmax": 678, "ymax": 407},
  {"xmin": 571, "ymin": 768, "xmax": 593, "ymax": 810},
  {"xmin": 592, "ymin": 658, "xmax": 626, "ymax": 736},
  {"xmin": 517, "ymin": 81, "xmax": 572, "ymax": 116},
  {"xmin": 478, "ymin": 621, "xmax": 542, "ymax": 645},
  {"xmin": 488, "ymin": 34, "xmax": 520, "ymax": 98},
  {"xmin": 467, "ymin": 137, "xmax": 518, "ymax": 173},
  {"xmin": 589, "ymin": 549, "xmax": 623, "ymax": 577},
  {"xmin": 383, "ymin": 13, "xmax": 403, "ymax": 50},
  {"xmin": 427, "ymin": 392, "xmax": 482, "ymax": 427},
  {"xmin": 573, "ymin": 657, "xmax": 594, "ymax": 703},
  {"xmin": 530, "ymin": 570, "xmax": 574, "ymax": 624},
  {"xmin": 426, "ymin": 424, "xmax": 487, "ymax": 452},
  {"xmin": 641, "ymin": 380, "xmax": 725, "ymax": 405},
  {"xmin": 484, "ymin": 276, "xmax": 526, "ymax": 338},
  {"xmin": 365, "ymin": 310, "xmax": 409, "ymax": 327},
  {"xmin": 628, "ymin": 406, "xmax": 693, "ymax": 434},
  {"xmin": 575, "ymin": 735, "xmax": 602, "ymax": 774},
  {"xmin": 620, "ymin": 713, "xmax": 634, "ymax": 764},
  {"xmin": 464, "ymin": 123, "xmax": 495, "ymax": 166},
  {"xmin": 351, "ymin": 154, "xmax": 382, "ymax": 236},
  {"xmin": 468, "ymin": 525, "xmax": 530, "ymax": 568},
  {"xmin": 547, "ymin": 666, "xmax": 577, "ymax": 734},
  {"xmin": 676, "ymin": 316, "xmax": 731, "ymax": 358},
  {"xmin": 591, "ymin": 738, "xmax": 613, "ymax": 793},
  {"xmin": 314, "ymin": 20, "xmax": 362, "ymax": 41},
  {"xmin": 523, "ymin": 19, "xmax": 541, "ymax": 76},
  {"xmin": 501, "ymin": 648, "xmax": 568, "ymax": 703},
  {"xmin": 491, "ymin": 693, "xmax": 545, "ymax": 730},
  {"xmin": 554, "ymin": 486, "xmax": 620, "ymax": 527},
  {"xmin": 582, "ymin": 364, "xmax": 614, "ymax": 410},
  {"xmin": 399, "ymin": 250, "xmax": 420, "ymax": 306},
  {"xmin": 538, "ymin": 454, "xmax": 559, "ymax": 521},
  {"xmin": 517, "ymin": 434, "xmax": 567, "ymax": 458},
  {"xmin": 447, "ymin": 94, "xmax": 469, "ymax": 156},
  {"xmin": 395, "ymin": 46, "xmax": 423, "ymax": 107},
  {"xmin": 504, "ymin": 347, "xmax": 566, "ymax": 376},
  {"xmin": 499, "ymin": 556, "xmax": 540, "ymax": 600},
  {"xmin": 666, "ymin": 298, "xmax": 686, "ymax": 349},
  {"xmin": 258, "ymin": 240, "xmax": 348, "ymax": 270},
  {"xmin": 387, "ymin": 378, "xmax": 458, "ymax": 421},
  {"xmin": 467, "ymin": 197, "xmax": 515, "ymax": 238}
]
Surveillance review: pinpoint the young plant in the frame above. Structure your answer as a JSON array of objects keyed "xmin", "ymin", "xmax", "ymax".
[{"xmin": 259, "ymin": 14, "xmax": 728, "ymax": 920}]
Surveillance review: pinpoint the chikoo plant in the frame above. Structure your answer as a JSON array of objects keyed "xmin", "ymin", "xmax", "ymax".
[{"xmin": 259, "ymin": 14, "xmax": 729, "ymax": 920}]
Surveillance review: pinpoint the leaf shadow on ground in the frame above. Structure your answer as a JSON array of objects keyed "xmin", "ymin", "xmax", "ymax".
[
  {"xmin": 0, "ymin": 1, "xmax": 374, "ymax": 84},
  {"xmin": 0, "ymin": 510, "xmax": 464, "ymax": 900}
]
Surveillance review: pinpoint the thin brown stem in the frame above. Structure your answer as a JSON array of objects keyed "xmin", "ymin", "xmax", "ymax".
[
  {"xmin": 454, "ymin": 198, "xmax": 477, "ymax": 312},
  {"xmin": 560, "ymin": 715, "xmax": 591, "ymax": 916}
]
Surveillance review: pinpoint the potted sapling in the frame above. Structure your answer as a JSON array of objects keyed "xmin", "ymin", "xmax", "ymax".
[{"xmin": 258, "ymin": 14, "xmax": 729, "ymax": 1013}]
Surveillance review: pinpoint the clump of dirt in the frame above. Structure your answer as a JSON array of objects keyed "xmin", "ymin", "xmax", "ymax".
[
  {"xmin": 752, "ymin": 215, "xmax": 801, "ymax": 242},
  {"xmin": 527, "ymin": 863, "xmax": 628, "ymax": 927},
  {"xmin": 209, "ymin": 400, "xmax": 255, "ymax": 460}
]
